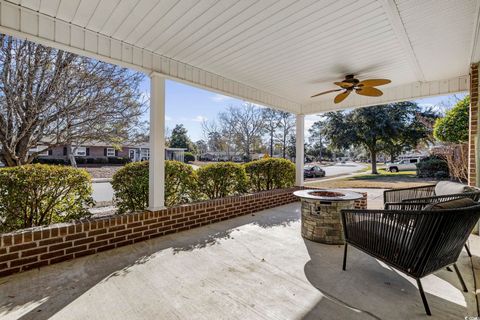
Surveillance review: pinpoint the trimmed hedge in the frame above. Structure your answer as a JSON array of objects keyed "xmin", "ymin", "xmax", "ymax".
[
  {"xmin": 112, "ymin": 159, "xmax": 295, "ymax": 213},
  {"xmin": 0, "ymin": 164, "xmax": 93, "ymax": 233},
  {"xmin": 184, "ymin": 152, "xmax": 195, "ymax": 163},
  {"xmin": 416, "ymin": 158, "xmax": 449, "ymax": 178},
  {"xmin": 196, "ymin": 162, "xmax": 247, "ymax": 199},
  {"xmin": 112, "ymin": 160, "xmax": 198, "ymax": 213},
  {"xmin": 244, "ymin": 158, "xmax": 296, "ymax": 192},
  {"xmin": 165, "ymin": 160, "xmax": 197, "ymax": 206}
]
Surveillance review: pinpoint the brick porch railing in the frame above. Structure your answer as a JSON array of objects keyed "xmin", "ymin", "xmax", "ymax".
[{"xmin": 0, "ymin": 187, "xmax": 367, "ymax": 277}]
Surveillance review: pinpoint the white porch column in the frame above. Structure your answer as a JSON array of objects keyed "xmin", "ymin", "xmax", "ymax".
[
  {"xmin": 148, "ymin": 73, "xmax": 166, "ymax": 210},
  {"xmin": 295, "ymin": 114, "xmax": 305, "ymax": 186}
]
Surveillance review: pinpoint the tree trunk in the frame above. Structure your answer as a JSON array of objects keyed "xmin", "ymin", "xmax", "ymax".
[
  {"xmin": 68, "ymin": 144, "xmax": 77, "ymax": 168},
  {"xmin": 390, "ymin": 153, "xmax": 395, "ymax": 163},
  {"xmin": 370, "ymin": 149, "xmax": 378, "ymax": 174},
  {"xmin": 270, "ymin": 132, "xmax": 274, "ymax": 157},
  {"xmin": 0, "ymin": 151, "xmax": 17, "ymax": 166}
]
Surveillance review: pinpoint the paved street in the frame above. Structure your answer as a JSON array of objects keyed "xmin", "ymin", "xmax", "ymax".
[{"xmin": 305, "ymin": 161, "xmax": 367, "ymax": 183}]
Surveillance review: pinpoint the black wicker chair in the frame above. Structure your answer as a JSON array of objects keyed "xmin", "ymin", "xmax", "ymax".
[
  {"xmin": 383, "ymin": 184, "xmax": 480, "ymax": 257},
  {"xmin": 383, "ymin": 184, "xmax": 480, "ymax": 207},
  {"xmin": 341, "ymin": 203, "xmax": 480, "ymax": 315}
]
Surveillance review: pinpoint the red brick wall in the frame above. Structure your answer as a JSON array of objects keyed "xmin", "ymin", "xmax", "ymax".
[
  {"xmin": 469, "ymin": 63, "xmax": 479, "ymax": 186},
  {"xmin": 0, "ymin": 188, "xmax": 367, "ymax": 278}
]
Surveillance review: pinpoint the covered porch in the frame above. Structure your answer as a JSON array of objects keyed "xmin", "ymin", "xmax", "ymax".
[{"xmin": 0, "ymin": 0, "xmax": 480, "ymax": 319}]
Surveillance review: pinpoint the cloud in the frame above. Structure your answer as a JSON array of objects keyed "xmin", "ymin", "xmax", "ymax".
[
  {"xmin": 192, "ymin": 115, "xmax": 207, "ymax": 122},
  {"xmin": 211, "ymin": 93, "xmax": 234, "ymax": 102},
  {"xmin": 165, "ymin": 115, "xmax": 172, "ymax": 121}
]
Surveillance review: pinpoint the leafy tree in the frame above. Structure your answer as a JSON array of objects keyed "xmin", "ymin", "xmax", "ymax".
[
  {"xmin": 320, "ymin": 102, "xmax": 434, "ymax": 173},
  {"xmin": 286, "ymin": 134, "xmax": 296, "ymax": 159},
  {"xmin": 381, "ymin": 102, "xmax": 436, "ymax": 162},
  {"xmin": 0, "ymin": 35, "xmax": 145, "ymax": 166},
  {"xmin": 170, "ymin": 124, "xmax": 193, "ymax": 151},
  {"xmin": 433, "ymin": 96, "xmax": 469, "ymax": 143}
]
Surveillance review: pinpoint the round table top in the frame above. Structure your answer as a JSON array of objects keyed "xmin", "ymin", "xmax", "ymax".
[{"xmin": 293, "ymin": 189, "xmax": 363, "ymax": 201}]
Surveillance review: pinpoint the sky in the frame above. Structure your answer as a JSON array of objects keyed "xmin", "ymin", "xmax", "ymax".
[{"xmin": 139, "ymin": 77, "xmax": 467, "ymax": 142}]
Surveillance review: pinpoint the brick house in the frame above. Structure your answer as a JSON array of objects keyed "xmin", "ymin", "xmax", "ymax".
[{"xmin": 32, "ymin": 141, "xmax": 186, "ymax": 163}]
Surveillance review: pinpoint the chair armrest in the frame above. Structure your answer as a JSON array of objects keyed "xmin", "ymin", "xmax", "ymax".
[
  {"xmin": 383, "ymin": 185, "xmax": 435, "ymax": 206},
  {"xmin": 402, "ymin": 191, "xmax": 480, "ymax": 204}
]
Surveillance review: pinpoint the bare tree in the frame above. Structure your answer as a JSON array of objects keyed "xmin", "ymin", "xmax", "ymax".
[
  {"xmin": 221, "ymin": 103, "xmax": 265, "ymax": 161},
  {"xmin": 434, "ymin": 144, "xmax": 468, "ymax": 182},
  {"xmin": 275, "ymin": 112, "xmax": 295, "ymax": 158},
  {"xmin": 262, "ymin": 108, "xmax": 281, "ymax": 157},
  {"xmin": 202, "ymin": 119, "xmax": 225, "ymax": 153},
  {"xmin": 0, "ymin": 35, "xmax": 146, "ymax": 166}
]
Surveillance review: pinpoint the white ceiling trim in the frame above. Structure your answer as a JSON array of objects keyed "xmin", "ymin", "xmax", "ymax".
[
  {"xmin": 380, "ymin": 0, "xmax": 425, "ymax": 81},
  {"xmin": 0, "ymin": 0, "xmax": 301, "ymax": 113},
  {"xmin": 303, "ymin": 75, "xmax": 468, "ymax": 114}
]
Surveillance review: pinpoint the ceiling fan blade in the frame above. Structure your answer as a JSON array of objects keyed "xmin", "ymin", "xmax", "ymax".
[
  {"xmin": 310, "ymin": 89, "xmax": 342, "ymax": 98},
  {"xmin": 357, "ymin": 79, "xmax": 391, "ymax": 87},
  {"xmin": 334, "ymin": 81, "xmax": 354, "ymax": 89},
  {"xmin": 334, "ymin": 90, "xmax": 351, "ymax": 103},
  {"xmin": 355, "ymin": 87, "xmax": 383, "ymax": 97}
]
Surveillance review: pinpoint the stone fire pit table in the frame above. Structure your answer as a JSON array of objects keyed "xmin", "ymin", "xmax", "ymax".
[{"xmin": 293, "ymin": 189, "xmax": 363, "ymax": 244}]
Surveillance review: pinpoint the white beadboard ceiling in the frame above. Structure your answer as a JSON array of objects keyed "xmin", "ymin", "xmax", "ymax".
[{"xmin": 2, "ymin": 0, "xmax": 479, "ymax": 113}]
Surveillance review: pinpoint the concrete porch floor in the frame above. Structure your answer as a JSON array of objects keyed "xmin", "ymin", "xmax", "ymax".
[{"xmin": 0, "ymin": 202, "xmax": 477, "ymax": 320}]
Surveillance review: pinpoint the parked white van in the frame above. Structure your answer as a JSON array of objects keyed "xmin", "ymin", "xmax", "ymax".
[{"xmin": 387, "ymin": 158, "xmax": 422, "ymax": 172}]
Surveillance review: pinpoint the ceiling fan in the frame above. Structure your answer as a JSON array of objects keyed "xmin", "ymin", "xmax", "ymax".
[{"xmin": 311, "ymin": 74, "xmax": 391, "ymax": 103}]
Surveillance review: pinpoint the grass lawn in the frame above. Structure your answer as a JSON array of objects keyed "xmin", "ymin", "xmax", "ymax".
[{"xmin": 306, "ymin": 169, "xmax": 437, "ymax": 189}]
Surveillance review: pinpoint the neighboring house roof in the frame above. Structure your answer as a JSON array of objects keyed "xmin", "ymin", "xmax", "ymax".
[{"xmin": 36, "ymin": 139, "xmax": 186, "ymax": 152}]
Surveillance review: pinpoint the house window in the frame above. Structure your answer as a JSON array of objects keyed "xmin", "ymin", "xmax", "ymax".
[
  {"xmin": 129, "ymin": 149, "xmax": 136, "ymax": 160},
  {"xmin": 75, "ymin": 147, "xmax": 87, "ymax": 156},
  {"xmin": 107, "ymin": 148, "xmax": 116, "ymax": 157},
  {"xmin": 140, "ymin": 148, "xmax": 150, "ymax": 160}
]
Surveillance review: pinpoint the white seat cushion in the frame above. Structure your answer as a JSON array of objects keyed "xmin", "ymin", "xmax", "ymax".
[{"xmin": 434, "ymin": 181, "xmax": 477, "ymax": 196}]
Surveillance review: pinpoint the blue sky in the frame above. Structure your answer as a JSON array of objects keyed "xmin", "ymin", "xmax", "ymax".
[{"xmin": 140, "ymin": 78, "xmax": 467, "ymax": 142}]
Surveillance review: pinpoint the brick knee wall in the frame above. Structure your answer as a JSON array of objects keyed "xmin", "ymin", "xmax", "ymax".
[{"xmin": 0, "ymin": 187, "xmax": 367, "ymax": 277}]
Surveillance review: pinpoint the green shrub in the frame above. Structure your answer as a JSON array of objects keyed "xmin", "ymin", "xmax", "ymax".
[
  {"xmin": 32, "ymin": 158, "xmax": 69, "ymax": 165},
  {"xmin": 107, "ymin": 156, "xmax": 130, "ymax": 165},
  {"xmin": 184, "ymin": 152, "xmax": 195, "ymax": 163},
  {"xmin": 196, "ymin": 162, "xmax": 247, "ymax": 199},
  {"xmin": 0, "ymin": 164, "xmax": 93, "ymax": 233},
  {"xmin": 416, "ymin": 158, "xmax": 449, "ymax": 178},
  {"xmin": 112, "ymin": 160, "xmax": 197, "ymax": 213},
  {"xmin": 244, "ymin": 158, "xmax": 296, "ymax": 191},
  {"xmin": 165, "ymin": 160, "xmax": 197, "ymax": 206},
  {"xmin": 112, "ymin": 161, "xmax": 149, "ymax": 214}
]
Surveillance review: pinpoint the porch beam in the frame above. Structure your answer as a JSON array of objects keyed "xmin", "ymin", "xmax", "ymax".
[
  {"xmin": 295, "ymin": 114, "xmax": 305, "ymax": 187},
  {"xmin": 148, "ymin": 73, "xmax": 166, "ymax": 211},
  {"xmin": 303, "ymin": 76, "xmax": 469, "ymax": 114}
]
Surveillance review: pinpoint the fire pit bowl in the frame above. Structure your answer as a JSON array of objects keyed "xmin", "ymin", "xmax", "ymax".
[{"xmin": 293, "ymin": 189, "xmax": 363, "ymax": 244}]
